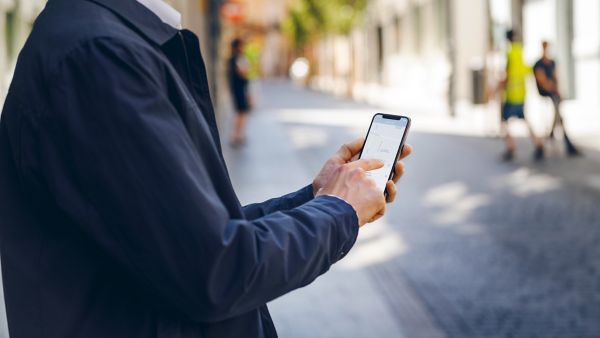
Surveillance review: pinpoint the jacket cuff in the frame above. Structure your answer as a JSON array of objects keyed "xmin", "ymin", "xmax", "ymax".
[
  {"xmin": 298, "ymin": 184, "xmax": 315, "ymax": 202},
  {"xmin": 310, "ymin": 195, "xmax": 359, "ymax": 262}
]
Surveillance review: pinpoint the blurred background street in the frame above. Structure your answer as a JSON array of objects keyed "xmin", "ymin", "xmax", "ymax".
[
  {"xmin": 222, "ymin": 80, "xmax": 600, "ymax": 337},
  {"xmin": 1, "ymin": 0, "xmax": 600, "ymax": 337}
]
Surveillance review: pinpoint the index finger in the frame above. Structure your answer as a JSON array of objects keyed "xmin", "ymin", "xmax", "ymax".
[
  {"xmin": 337, "ymin": 137, "xmax": 365, "ymax": 160},
  {"xmin": 347, "ymin": 158, "xmax": 384, "ymax": 171}
]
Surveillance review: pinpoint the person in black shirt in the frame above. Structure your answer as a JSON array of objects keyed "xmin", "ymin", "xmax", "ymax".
[
  {"xmin": 228, "ymin": 38, "xmax": 251, "ymax": 146},
  {"xmin": 533, "ymin": 41, "xmax": 580, "ymax": 156}
]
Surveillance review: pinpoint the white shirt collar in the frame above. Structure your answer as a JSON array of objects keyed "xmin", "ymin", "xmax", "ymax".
[{"xmin": 136, "ymin": 0, "xmax": 182, "ymax": 29}]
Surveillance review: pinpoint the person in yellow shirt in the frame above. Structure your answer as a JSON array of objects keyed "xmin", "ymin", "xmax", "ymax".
[{"xmin": 499, "ymin": 30, "xmax": 544, "ymax": 161}]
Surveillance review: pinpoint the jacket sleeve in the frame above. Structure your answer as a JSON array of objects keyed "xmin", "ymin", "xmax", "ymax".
[
  {"xmin": 243, "ymin": 185, "xmax": 314, "ymax": 220},
  {"xmin": 40, "ymin": 37, "xmax": 359, "ymax": 323}
]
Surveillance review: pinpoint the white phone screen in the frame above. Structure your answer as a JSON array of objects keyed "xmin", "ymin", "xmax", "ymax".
[{"xmin": 360, "ymin": 115, "xmax": 409, "ymax": 192}]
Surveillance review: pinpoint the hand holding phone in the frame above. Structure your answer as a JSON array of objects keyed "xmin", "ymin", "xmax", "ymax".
[
  {"xmin": 358, "ymin": 113, "xmax": 411, "ymax": 197},
  {"xmin": 313, "ymin": 114, "xmax": 411, "ymax": 225}
]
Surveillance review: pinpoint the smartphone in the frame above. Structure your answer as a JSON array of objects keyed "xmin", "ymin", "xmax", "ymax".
[{"xmin": 358, "ymin": 113, "xmax": 411, "ymax": 196}]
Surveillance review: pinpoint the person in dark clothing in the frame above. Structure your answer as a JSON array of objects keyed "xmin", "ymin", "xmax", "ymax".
[
  {"xmin": 0, "ymin": 1, "xmax": 412, "ymax": 338},
  {"xmin": 228, "ymin": 38, "xmax": 251, "ymax": 146},
  {"xmin": 533, "ymin": 41, "xmax": 580, "ymax": 156}
]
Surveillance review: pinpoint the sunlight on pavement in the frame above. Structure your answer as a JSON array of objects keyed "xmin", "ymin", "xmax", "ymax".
[
  {"xmin": 277, "ymin": 109, "xmax": 372, "ymax": 129},
  {"xmin": 424, "ymin": 182, "xmax": 469, "ymax": 205},
  {"xmin": 424, "ymin": 182, "xmax": 491, "ymax": 231},
  {"xmin": 586, "ymin": 176, "xmax": 600, "ymax": 192},
  {"xmin": 276, "ymin": 107, "xmax": 539, "ymax": 139},
  {"xmin": 496, "ymin": 167, "xmax": 562, "ymax": 197},
  {"xmin": 339, "ymin": 219, "xmax": 409, "ymax": 271},
  {"xmin": 287, "ymin": 126, "xmax": 330, "ymax": 149}
]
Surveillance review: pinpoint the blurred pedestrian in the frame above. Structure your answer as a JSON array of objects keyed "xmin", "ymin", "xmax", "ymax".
[
  {"xmin": 228, "ymin": 38, "xmax": 251, "ymax": 146},
  {"xmin": 533, "ymin": 41, "xmax": 580, "ymax": 156},
  {"xmin": 498, "ymin": 30, "xmax": 544, "ymax": 162}
]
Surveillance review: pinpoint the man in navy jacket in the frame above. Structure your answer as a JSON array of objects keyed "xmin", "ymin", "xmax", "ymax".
[{"xmin": 0, "ymin": 0, "xmax": 411, "ymax": 337}]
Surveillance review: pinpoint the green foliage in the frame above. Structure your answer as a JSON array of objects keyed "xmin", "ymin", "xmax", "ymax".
[
  {"xmin": 282, "ymin": 7, "xmax": 311, "ymax": 53},
  {"xmin": 331, "ymin": 0, "xmax": 367, "ymax": 35},
  {"xmin": 282, "ymin": 0, "xmax": 367, "ymax": 51}
]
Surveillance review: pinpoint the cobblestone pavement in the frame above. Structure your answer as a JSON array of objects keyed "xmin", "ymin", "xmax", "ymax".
[{"xmin": 222, "ymin": 81, "xmax": 600, "ymax": 338}]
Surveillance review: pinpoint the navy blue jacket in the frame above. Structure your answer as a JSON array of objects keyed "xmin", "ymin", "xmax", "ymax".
[{"xmin": 0, "ymin": 0, "xmax": 359, "ymax": 337}]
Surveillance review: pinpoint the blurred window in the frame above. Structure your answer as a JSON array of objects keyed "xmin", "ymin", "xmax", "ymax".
[
  {"xmin": 376, "ymin": 25, "xmax": 384, "ymax": 71},
  {"xmin": 489, "ymin": 0, "xmax": 512, "ymax": 51},
  {"xmin": 412, "ymin": 5, "xmax": 423, "ymax": 55},
  {"xmin": 394, "ymin": 16, "xmax": 402, "ymax": 53},
  {"xmin": 435, "ymin": 0, "xmax": 447, "ymax": 50}
]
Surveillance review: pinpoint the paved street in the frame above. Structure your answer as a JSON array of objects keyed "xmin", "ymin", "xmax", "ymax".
[{"xmin": 222, "ymin": 81, "xmax": 600, "ymax": 338}]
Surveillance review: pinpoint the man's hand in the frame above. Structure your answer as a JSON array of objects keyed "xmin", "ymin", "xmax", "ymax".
[
  {"xmin": 312, "ymin": 138, "xmax": 412, "ymax": 203},
  {"xmin": 316, "ymin": 159, "xmax": 386, "ymax": 226},
  {"xmin": 312, "ymin": 138, "xmax": 365, "ymax": 195}
]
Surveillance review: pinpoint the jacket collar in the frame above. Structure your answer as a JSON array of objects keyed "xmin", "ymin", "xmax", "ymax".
[
  {"xmin": 87, "ymin": 0, "xmax": 179, "ymax": 46},
  {"xmin": 136, "ymin": 0, "xmax": 182, "ymax": 29}
]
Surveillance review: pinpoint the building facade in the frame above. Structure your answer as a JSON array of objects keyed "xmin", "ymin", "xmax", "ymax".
[
  {"xmin": 311, "ymin": 0, "xmax": 600, "ymax": 130},
  {"xmin": 312, "ymin": 0, "xmax": 490, "ymax": 114}
]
